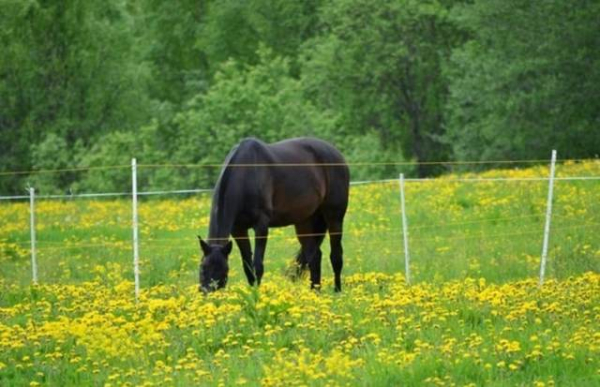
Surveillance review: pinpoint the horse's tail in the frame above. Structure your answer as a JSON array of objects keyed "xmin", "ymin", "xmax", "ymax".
[
  {"xmin": 288, "ymin": 214, "xmax": 327, "ymax": 281},
  {"xmin": 286, "ymin": 248, "xmax": 308, "ymax": 281}
]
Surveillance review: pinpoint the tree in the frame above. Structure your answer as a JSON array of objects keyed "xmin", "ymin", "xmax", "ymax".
[
  {"xmin": 302, "ymin": 0, "xmax": 462, "ymax": 176},
  {"xmin": 138, "ymin": 0, "xmax": 208, "ymax": 106},
  {"xmin": 445, "ymin": 0, "xmax": 600, "ymax": 162},
  {"xmin": 198, "ymin": 0, "xmax": 322, "ymax": 76},
  {"xmin": 0, "ymin": 0, "xmax": 150, "ymax": 193}
]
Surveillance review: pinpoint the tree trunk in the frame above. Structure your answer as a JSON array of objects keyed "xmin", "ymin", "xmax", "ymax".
[{"xmin": 408, "ymin": 102, "xmax": 428, "ymax": 178}]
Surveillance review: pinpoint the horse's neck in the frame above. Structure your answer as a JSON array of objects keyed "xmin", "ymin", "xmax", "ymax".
[{"xmin": 208, "ymin": 140, "xmax": 261, "ymax": 243}]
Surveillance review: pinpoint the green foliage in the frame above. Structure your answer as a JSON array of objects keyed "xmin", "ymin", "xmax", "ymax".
[
  {"xmin": 0, "ymin": 0, "xmax": 151, "ymax": 193},
  {"xmin": 172, "ymin": 47, "xmax": 339, "ymax": 188},
  {"xmin": 301, "ymin": 0, "xmax": 460, "ymax": 176},
  {"xmin": 199, "ymin": 0, "xmax": 321, "ymax": 75},
  {"xmin": 445, "ymin": 0, "xmax": 600, "ymax": 162},
  {"xmin": 1, "ymin": 0, "xmax": 598, "ymax": 194},
  {"xmin": 75, "ymin": 130, "xmax": 138, "ymax": 193},
  {"xmin": 139, "ymin": 0, "xmax": 208, "ymax": 105},
  {"xmin": 28, "ymin": 133, "xmax": 83, "ymax": 194},
  {"xmin": 74, "ymin": 122, "xmax": 184, "ymax": 193}
]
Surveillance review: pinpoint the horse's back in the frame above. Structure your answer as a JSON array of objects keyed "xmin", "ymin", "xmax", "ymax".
[
  {"xmin": 266, "ymin": 137, "xmax": 349, "ymax": 192},
  {"xmin": 269, "ymin": 137, "xmax": 350, "ymax": 218},
  {"xmin": 236, "ymin": 137, "xmax": 348, "ymax": 176},
  {"xmin": 233, "ymin": 137, "xmax": 349, "ymax": 225},
  {"xmin": 268, "ymin": 137, "xmax": 347, "ymax": 164}
]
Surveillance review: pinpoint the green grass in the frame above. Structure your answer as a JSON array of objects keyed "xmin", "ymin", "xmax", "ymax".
[{"xmin": 0, "ymin": 161, "xmax": 599, "ymax": 386}]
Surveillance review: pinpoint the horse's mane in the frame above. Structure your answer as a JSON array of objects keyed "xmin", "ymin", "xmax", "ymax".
[
  {"xmin": 214, "ymin": 144, "xmax": 239, "ymax": 199},
  {"xmin": 209, "ymin": 139, "xmax": 262, "ymax": 242},
  {"xmin": 208, "ymin": 144, "xmax": 239, "ymax": 241}
]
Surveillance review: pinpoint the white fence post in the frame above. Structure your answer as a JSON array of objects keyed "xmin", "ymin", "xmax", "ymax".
[
  {"xmin": 132, "ymin": 158, "xmax": 140, "ymax": 301},
  {"xmin": 539, "ymin": 150, "xmax": 557, "ymax": 286},
  {"xmin": 29, "ymin": 187, "xmax": 38, "ymax": 284},
  {"xmin": 399, "ymin": 173, "xmax": 411, "ymax": 285}
]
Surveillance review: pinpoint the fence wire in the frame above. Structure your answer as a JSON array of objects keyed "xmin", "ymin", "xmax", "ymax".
[
  {"xmin": 1, "ymin": 157, "xmax": 598, "ymax": 177},
  {"xmin": 1, "ymin": 158, "xmax": 599, "ymax": 288}
]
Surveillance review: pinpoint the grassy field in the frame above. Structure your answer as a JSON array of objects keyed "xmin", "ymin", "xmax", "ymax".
[{"xmin": 0, "ymin": 161, "xmax": 599, "ymax": 386}]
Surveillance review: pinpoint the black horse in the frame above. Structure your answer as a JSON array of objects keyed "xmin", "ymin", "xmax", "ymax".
[{"xmin": 198, "ymin": 137, "xmax": 349, "ymax": 293}]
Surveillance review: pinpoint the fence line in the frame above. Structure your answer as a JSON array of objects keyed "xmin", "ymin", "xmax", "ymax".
[
  {"xmin": 13, "ymin": 205, "xmax": 597, "ymax": 258},
  {"xmin": 136, "ymin": 158, "xmax": 595, "ymax": 168},
  {"xmin": 2, "ymin": 175, "xmax": 599, "ymax": 201},
  {"xmin": 7, "ymin": 191, "xmax": 600, "ymax": 247},
  {"xmin": 409, "ymin": 222, "xmax": 600, "ymax": 243},
  {"xmin": 0, "ymin": 188, "xmax": 214, "ymax": 201},
  {"xmin": 405, "ymin": 176, "xmax": 600, "ymax": 183},
  {"xmin": 7, "ymin": 197, "xmax": 599, "ymax": 247},
  {"xmin": 1, "ymin": 157, "xmax": 598, "ymax": 177},
  {"xmin": 19, "ymin": 220, "xmax": 599, "ymax": 253},
  {"xmin": 3, "ymin": 153, "xmax": 600, "ymax": 299},
  {"xmin": 13, "ymin": 207, "xmax": 597, "ymax": 248},
  {"xmin": 0, "ymin": 165, "xmax": 130, "ymax": 177},
  {"xmin": 16, "ymin": 212, "xmax": 599, "ymax": 248},
  {"xmin": 24, "ymin": 242, "xmax": 132, "ymax": 251}
]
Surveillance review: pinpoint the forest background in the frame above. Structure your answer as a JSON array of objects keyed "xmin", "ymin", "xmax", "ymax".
[{"xmin": 1, "ymin": 0, "xmax": 599, "ymax": 194}]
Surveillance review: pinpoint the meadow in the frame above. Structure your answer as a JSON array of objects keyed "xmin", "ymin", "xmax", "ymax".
[{"xmin": 0, "ymin": 161, "xmax": 599, "ymax": 386}]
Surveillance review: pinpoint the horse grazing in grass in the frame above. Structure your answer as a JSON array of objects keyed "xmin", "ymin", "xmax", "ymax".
[{"xmin": 198, "ymin": 137, "xmax": 350, "ymax": 293}]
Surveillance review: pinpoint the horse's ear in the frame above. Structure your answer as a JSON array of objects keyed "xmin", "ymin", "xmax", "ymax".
[
  {"xmin": 198, "ymin": 236, "xmax": 211, "ymax": 256},
  {"xmin": 223, "ymin": 240, "xmax": 233, "ymax": 256}
]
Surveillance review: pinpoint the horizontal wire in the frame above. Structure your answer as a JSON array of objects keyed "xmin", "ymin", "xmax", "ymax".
[
  {"xmin": 405, "ymin": 203, "xmax": 600, "ymax": 232},
  {"xmin": 35, "ymin": 242, "xmax": 132, "ymax": 251},
  {"xmin": 138, "ymin": 232, "xmax": 401, "ymax": 252},
  {"xmin": 2, "ymin": 192, "xmax": 132, "ymax": 200},
  {"xmin": 14, "ymin": 228, "xmax": 394, "ymax": 248},
  {"xmin": 405, "ymin": 176, "xmax": 600, "ymax": 183},
  {"xmin": 9, "ymin": 213, "xmax": 597, "ymax": 250},
  {"xmin": 6, "ymin": 197, "xmax": 598, "ymax": 247},
  {"xmin": 409, "ymin": 213, "xmax": 544, "ymax": 231},
  {"xmin": 6, "ymin": 190, "xmax": 599, "ymax": 246},
  {"xmin": 2, "ymin": 174, "xmax": 599, "ymax": 201},
  {"xmin": 350, "ymin": 178, "xmax": 397, "ymax": 186},
  {"xmin": 25, "ymin": 221, "xmax": 600, "ymax": 253},
  {"xmin": 1, "ymin": 158, "xmax": 598, "ymax": 177},
  {"xmin": 410, "ymin": 222, "xmax": 600, "ymax": 243},
  {"xmin": 0, "ymin": 188, "xmax": 215, "ymax": 201},
  {"xmin": 3, "ymin": 170, "xmax": 598, "ymax": 249},
  {"xmin": 137, "ymin": 158, "xmax": 596, "ymax": 169},
  {"xmin": 0, "ymin": 165, "xmax": 130, "ymax": 177}
]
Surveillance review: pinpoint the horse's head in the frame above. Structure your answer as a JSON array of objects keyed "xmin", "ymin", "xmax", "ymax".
[{"xmin": 198, "ymin": 236, "xmax": 232, "ymax": 293}]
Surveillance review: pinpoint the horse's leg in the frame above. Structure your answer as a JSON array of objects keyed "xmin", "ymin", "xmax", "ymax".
[
  {"xmin": 293, "ymin": 222, "xmax": 310, "ymax": 278},
  {"xmin": 324, "ymin": 214, "xmax": 344, "ymax": 292},
  {"xmin": 253, "ymin": 222, "xmax": 269, "ymax": 286},
  {"xmin": 233, "ymin": 227, "xmax": 255, "ymax": 286},
  {"xmin": 309, "ymin": 215, "xmax": 327, "ymax": 290},
  {"xmin": 296, "ymin": 216, "xmax": 326, "ymax": 290}
]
